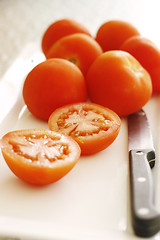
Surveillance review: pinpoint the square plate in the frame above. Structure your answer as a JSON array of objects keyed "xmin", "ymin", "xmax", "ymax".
[{"xmin": 0, "ymin": 43, "xmax": 160, "ymax": 240}]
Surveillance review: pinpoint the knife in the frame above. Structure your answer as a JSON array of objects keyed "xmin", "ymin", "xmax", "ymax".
[{"xmin": 128, "ymin": 109, "xmax": 160, "ymax": 237}]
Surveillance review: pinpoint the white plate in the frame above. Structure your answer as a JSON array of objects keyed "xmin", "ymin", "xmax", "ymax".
[{"xmin": 0, "ymin": 43, "xmax": 160, "ymax": 240}]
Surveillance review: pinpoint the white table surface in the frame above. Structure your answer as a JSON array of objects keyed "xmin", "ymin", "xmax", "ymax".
[{"xmin": 1, "ymin": 1, "xmax": 160, "ymax": 240}]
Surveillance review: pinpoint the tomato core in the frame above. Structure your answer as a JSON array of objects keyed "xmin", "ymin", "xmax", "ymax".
[
  {"xmin": 68, "ymin": 58, "xmax": 77, "ymax": 65},
  {"xmin": 9, "ymin": 134, "xmax": 70, "ymax": 163},
  {"xmin": 56, "ymin": 108, "xmax": 111, "ymax": 137}
]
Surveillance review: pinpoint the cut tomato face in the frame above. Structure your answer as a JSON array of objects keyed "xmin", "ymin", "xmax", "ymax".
[
  {"xmin": 0, "ymin": 129, "xmax": 81, "ymax": 185},
  {"xmin": 48, "ymin": 103, "xmax": 121, "ymax": 155}
]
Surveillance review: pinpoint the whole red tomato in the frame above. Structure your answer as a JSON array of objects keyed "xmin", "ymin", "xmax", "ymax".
[
  {"xmin": 46, "ymin": 33, "xmax": 103, "ymax": 76},
  {"xmin": 95, "ymin": 20, "xmax": 140, "ymax": 51},
  {"xmin": 23, "ymin": 59, "xmax": 87, "ymax": 121},
  {"xmin": 120, "ymin": 36, "xmax": 160, "ymax": 94},
  {"xmin": 86, "ymin": 50, "xmax": 152, "ymax": 117},
  {"xmin": 42, "ymin": 18, "xmax": 91, "ymax": 56}
]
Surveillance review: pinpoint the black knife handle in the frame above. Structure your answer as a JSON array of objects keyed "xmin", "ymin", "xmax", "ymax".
[{"xmin": 129, "ymin": 149, "xmax": 160, "ymax": 237}]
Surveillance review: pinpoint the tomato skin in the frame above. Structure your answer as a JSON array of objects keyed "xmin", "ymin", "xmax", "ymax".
[
  {"xmin": 120, "ymin": 36, "xmax": 160, "ymax": 94},
  {"xmin": 86, "ymin": 51, "xmax": 152, "ymax": 117},
  {"xmin": 46, "ymin": 33, "xmax": 103, "ymax": 76},
  {"xmin": 42, "ymin": 18, "xmax": 91, "ymax": 56},
  {"xmin": 48, "ymin": 102, "xmax": 121, "ymax": 155},
  {"xmin": 23, "ymin": 58, "xmax": 87, "ymax": 121},
  {"xmin": 0, "ymin": 129, "xmax": 81, "ymax": 185},
  {"xmin": 95, "ymin": 20, "xmax": 140, "ymax": 52}
]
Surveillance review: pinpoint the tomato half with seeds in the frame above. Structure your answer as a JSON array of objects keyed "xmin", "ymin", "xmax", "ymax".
[
  {"xmin": 0, "ymin": 129, "xmax": 81, "ymax": 185},
  {"xmin": 48, "ymin": 103, "xmax": 121, "ymax": 155}
]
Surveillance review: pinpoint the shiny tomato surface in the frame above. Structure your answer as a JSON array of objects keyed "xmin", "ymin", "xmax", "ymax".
[
  {"xmin": 86, "ymin": 50, "xmax": 152, "ymax": 117},
  {"xmin": 120, "ymin": 36, "xmax": 160, "ymax": 94},
  {"xmin": 23, "ymin": 58, "xmax": 87, "ymax": 121},
  {"xmin": 42, "ymin": 18, "xmax": 91, "ymax": 56}
]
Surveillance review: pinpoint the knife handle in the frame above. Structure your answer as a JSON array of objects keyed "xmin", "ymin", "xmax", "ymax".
[{"xmin": 129, "ymin": 149, "xmax": 160, "ymax": 237}]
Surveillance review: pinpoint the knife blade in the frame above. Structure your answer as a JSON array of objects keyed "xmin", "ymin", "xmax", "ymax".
[{"xmin": 128, "ymin": 109, "xmax": 160, "ymax": 237}]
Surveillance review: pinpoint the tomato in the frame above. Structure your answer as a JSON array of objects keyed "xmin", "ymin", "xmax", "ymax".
[
  {"xmin": 86, "ymin": 50, "xmax": 152, "ymax": 117},
  {"xmin": 95, "ymin": 20, "xmax": 140, "ymax": 52},
  {"xmin": 42, "ymin": 18, "xmax": 91, "ymax": 56},
  {"xmin": 48, "ymin": 102, "xmax": 121, "ymax": 155},
  {"xmin": 120, "ymin": 36, "xmax": 160, "ymax": 94},
  {"xmin": 46, "ymin": 33, "xmax": 103, "ymax": 76},
  {"xmin": 23, "ymin": 58, "xmax": 87, "ymax": 121},
  {"xmin": 0, "ymin": 129, "xmax": 81, "ymax": 185}
]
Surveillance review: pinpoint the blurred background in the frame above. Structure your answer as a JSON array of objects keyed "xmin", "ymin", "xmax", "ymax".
[{"xmin": 1, "ymin": 0, "xmax": 160, "ymax": 78}]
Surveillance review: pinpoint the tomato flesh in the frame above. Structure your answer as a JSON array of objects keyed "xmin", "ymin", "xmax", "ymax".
[
  {"xmin": 0, "ymin": 129, "xmax": 81, "ymax": 185},
  {"xmin": 48, "ymin": 103, "xmax": 121, "ymax": 155}
]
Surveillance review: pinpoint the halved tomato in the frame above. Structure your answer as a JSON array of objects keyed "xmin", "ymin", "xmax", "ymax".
[
  {"xmin": 48, "ymin": 103, "xmax": 121, "ymax": 155},
  {"xmin": 0, "ymin": 129, "xmax": 81, "ymax": 185}
]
